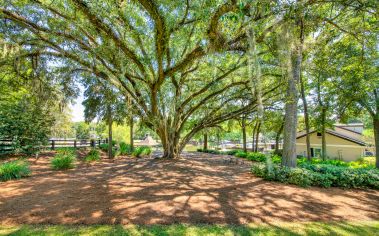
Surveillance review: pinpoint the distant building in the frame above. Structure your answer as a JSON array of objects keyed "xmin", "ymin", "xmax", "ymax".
[{"xmin": 296, "ymin": 123, "xmax": 367, "ymax": 162}]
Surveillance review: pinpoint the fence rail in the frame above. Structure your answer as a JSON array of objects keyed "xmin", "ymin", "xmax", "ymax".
[{"xmin": 0, "ymin": 139, "xmax": 108, "ymax": 154}]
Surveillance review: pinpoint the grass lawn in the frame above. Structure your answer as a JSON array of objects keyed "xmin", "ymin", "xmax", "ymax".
[{"xmin": 1, "ymin": 221, "xmax": 378, "ymax": 236}]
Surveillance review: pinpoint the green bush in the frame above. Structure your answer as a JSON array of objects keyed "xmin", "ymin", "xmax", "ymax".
[
  {"xmin": 51, "ymin": 152, "xmax": 75, "ymax": 170},
  {"xmin": 119, "ymin": 142, "xmax": 133, "ymax": 155},
  {"xmin": 246, "ymin": 152, "xmax": 266, "ymax": 162},
  {"xmin": 225, "ymin": 150, "xmax": 238, "ymax": 155},
  {"xmin": 251, "ymin": 163, "xmax": 379, "ymax": 189},
  {"xmin": 235, "ymin": 151, "xmax": 248, "ymax": 158},
  {"xmin": 85, "ymin": 149, "xmax": 100, "ymax": 162},
  {"xmin": 99, "ymin": 143, "xmax": 109, "ymax": 152},
  {"xmin": 0, "ymin": 160, "xmax": 31, "ymax": 181},
  {"xmin": 132, "ymin": 146, "xmax": 152, "ymax": 158}
]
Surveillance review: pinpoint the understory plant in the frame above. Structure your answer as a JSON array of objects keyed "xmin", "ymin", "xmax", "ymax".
[
  {"xmin": 85, "ymin": 149, "xmax": 100, "ymax": 162},
  {"xmin": 251, "ymin": 163, "xmax": 379, "ymax": 189},
  {"xmin": 0, "ymin": 160, "xmax": 31, "ymax": 181},
  {"xmin": 51, "ymin": 151, "xmax": 75, "ymax": 170},
  {"xmin": 132, "ymin": 146, "xmax": 152, "ymax": 158},
  {"xmin": 119, "ymin": 142, "xmax": 133, "ymax": 155}
]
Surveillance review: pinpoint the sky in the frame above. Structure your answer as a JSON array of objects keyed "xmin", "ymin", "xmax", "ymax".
[{"xmin": 69, "ymin": 86, "xmax": 85, "ymax": 122}]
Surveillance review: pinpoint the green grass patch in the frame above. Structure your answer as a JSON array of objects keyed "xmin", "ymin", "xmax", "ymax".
[
  {"xmin": 0, "ymin": 221, "xmax": 378, "ymax": 236},
  {"xmin": 0, "ymin": 160, "xmax": 30, "ymax": 181}
]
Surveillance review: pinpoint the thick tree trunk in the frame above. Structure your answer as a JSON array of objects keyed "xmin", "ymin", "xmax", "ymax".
[
  {"xmin": 242, "ymin": 116, "xmax": 247, "ymax": 152},
  {"xmin": 300, "ymin": 72, "xmax": 311, "ymax": 160},
  {"xmin": 129, "ymin": 116, "xmax": 134, "ymax": 149},
  {"xmin": 107, "ymin": 106, "xmax": 113, "ymax": 159},
  {"xmin": 275, "ymin": 121, "xmax": 284, "ymax": 154},
  {"xmin": 203, "ymin": 133, "xmax": 208, "ymax": 150},
  {"xmin": 374, "ymin": 116, "xmax": 379, "ymax": 169},
  {"xmin": 255, "ymin": 121, "xmax": 261, "ymax": 152},
  {"xmin": 282, "ymin": 18, "xmax": 303, "ymax": 168}
]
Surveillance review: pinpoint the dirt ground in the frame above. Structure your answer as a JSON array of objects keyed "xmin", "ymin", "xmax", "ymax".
[{"xmin": 0, "ymin": 151, "xmax": 378, "ymax": 225}]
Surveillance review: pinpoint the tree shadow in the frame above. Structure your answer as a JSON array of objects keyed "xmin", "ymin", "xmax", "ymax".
[{"xmin": 0, "ymin": 153, "xmax": 378, "ymax": 225}]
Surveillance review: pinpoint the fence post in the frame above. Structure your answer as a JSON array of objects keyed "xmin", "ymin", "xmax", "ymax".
[
  {"xmin": 91, "ymin": 140, "xmax": 95, "ymax": 148},
  {"xmin": 51, "ymin": 140, "xmax": 55, "ymax": 150},
  {"xmin": 105, "ymin": 138, "xmax": 108, "ymax": 144},
  {"xmin": 98, "ymin": 139, "xmax": 100, "ymax": 147},
  {"xmin": 74, "ymin": 140, "xmax": 77, "ymax": 148}
]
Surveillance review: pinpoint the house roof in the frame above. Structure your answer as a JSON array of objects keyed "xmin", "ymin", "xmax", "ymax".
[{"xmin": 296, "ymin": 126, "xmax": 366, "ymax": 146}]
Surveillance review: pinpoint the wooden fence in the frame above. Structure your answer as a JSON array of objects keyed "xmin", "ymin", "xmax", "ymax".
[{"xmin": 0, "ymin": 139, "xmax": 108, "ymax": 154}]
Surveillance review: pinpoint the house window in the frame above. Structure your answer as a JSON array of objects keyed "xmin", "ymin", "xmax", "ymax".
[
  {"xmin": 317, "ymin": 132, "xmax": 322, "ymax": 137},
  {"xmin": 311, "ymin": 148, "xmax": 322, "ymax": 157}
]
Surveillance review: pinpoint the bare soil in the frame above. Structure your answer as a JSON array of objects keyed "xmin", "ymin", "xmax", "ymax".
[{"xmin": 0, "ymin": 151, "xmax": 378, "ymax": 225}]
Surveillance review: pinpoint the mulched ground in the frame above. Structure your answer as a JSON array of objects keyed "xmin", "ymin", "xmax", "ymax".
[{"xmin": 0, "ymin": 151, "xmax": 378, "ymax": 225}]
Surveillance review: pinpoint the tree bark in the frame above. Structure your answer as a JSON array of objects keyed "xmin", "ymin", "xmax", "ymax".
[
  {"xmin": 242, "ymin": 116, "xmax": 247, "ymax": 152},
  {"xmin": 252, "ymin": 121, "xmax": 257, "ymax": 152},
  {"xmin": 374, "ymin": 116, "xmax": 379, "ymax": 169},
  {"xmin": 107, "ymin": 105, "xmax": 113, "ymax": 159},
  {"xmin": 300, "ymin": 72, "xmax": 311, "ymax": 160},
  {"xmin": 129, "ymin": 116, "xmax": 134, "ymax": 149},
  {"xmin": 282, "ymin": 41, "xmax": 303, "ymax": 166},
  {"xmin": 203, "ymin": 133, "xmax": 208, "ymax": 150},
  {"xmin": 275, "ymin": 121, "xmax": 284, "ymax": 154},
  {"xmin": 255, "ymin": 121, "xmax": 261, "ymax": 152}
]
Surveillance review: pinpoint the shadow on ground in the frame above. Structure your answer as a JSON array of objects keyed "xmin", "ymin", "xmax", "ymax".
[{"xmin": 0, "ymin": 151, "xmax": 378, "ymax": 225}]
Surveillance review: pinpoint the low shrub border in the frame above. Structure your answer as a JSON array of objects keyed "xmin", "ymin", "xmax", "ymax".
[{"xmin": 251, "ymin": 162, "xmax": 379, "ymax": 189}]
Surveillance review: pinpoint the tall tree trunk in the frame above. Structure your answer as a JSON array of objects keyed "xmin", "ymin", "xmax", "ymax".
[
  {"xmin": 129, "ymin": 116, "xmax": 134, "ymax": 149},
  {"xmin": 300, "ymin": 72, "xmax": 311, "ymax": 160},
  {"xmin": 203, "ymin": 133, "xmax": 208, "ymax": 150},
  {"xmin": 373, "ymin": 116, "xmax": 379, "ymax": 169},
  {"xmin": 275, "ymin": 121, "xmax": 284, "ymax": 154},
  {"xmin": 282, "ymin": 22, "xmax": 303, "ymax": 167},
  {"xmin": 242, "ymin": 116, "xmax": 247, "ymax": 152},
  {"xmin": 321, "ymin": 107, "xmax": 327, "ymax": 160},
  {"xmin": 255, "ymin": 121, "xmax": 261, "ymax": 152},
  {"xmin": 107, "ymin": 105, "xmax": 113, "ymax": 159}
]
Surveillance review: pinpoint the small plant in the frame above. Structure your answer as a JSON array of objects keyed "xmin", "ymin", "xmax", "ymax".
[
  {"xmin": 0, "ymin": 160, "xmax": 31, "ymax": 181},
  {"xmin": 85, "ymin": 149, "xmax": 100, "ymax": 162},
  {"xmin": 119, "ymin": 142, "xmax": 133, "ymax": 155},
  {"xmin": 99, "ymin": 143, "xmax": 109, "ymax": 152},
  {"xmin": 51, "ymin": 152, "xmax": 75, "ymax": 170},
  {"xmin": 132, "ymin": 146, "xmax": 152, "ymax": 158}
]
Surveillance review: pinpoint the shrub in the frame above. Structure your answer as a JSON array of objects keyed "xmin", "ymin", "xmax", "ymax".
[
  {"xmin": 132, "ymin": 146, "xmax": 152, "ymax": 158},
  {"xmin": 0, "ymin": 160, "xmax": 31, "ymax": 181},
  {"xmin": 246, "ymin": 152, "xmax": 266, "ymax": 162},
  {"xmin": 99, "ymin": 143, "xmax": 109, "ymax": 152},
  {"xmin": 85, "ymin": 149, "xmax": 100, "ymax": 162},
  {"xmin": 252, "ymin": 162, "xmax": 379, "ymax": 189},
  {"xmin": 119, "ymin": 142, "xmax": 133, "ymax": 155},
  {"xmin": 51, "ymin": 152, "xmax": 75, "ymax": 170},
  {"xmin": 235, "ymin": 151, "xmax": 248, "ymax": 158},
  {"xmin": 225, "ymin": 150, "xmax": 238, "ymax": 155}
]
